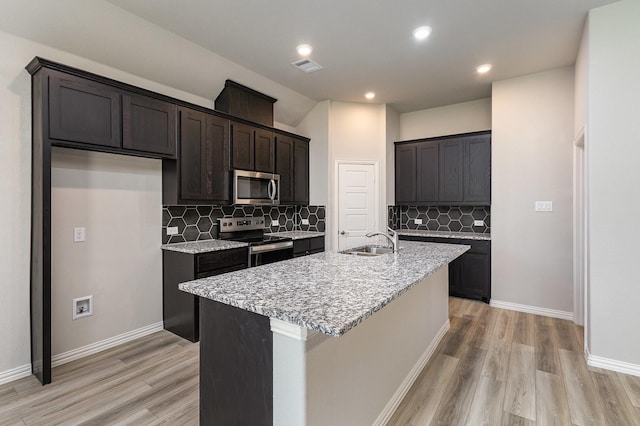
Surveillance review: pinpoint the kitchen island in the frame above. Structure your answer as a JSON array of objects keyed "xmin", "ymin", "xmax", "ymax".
[{"xmin": 179, "ymin": 240, "xmax": 468, "ymax": 425}]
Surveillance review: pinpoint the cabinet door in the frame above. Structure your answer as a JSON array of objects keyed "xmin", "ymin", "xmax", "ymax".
[
  {"xmin": 439, "ymin": 139, "xmax": 464, "ymax": 202},
  {"xmin": 417, "ymin": 142, "xmax": 439, "ymax": 203},
  {"xmin": 49, "ymin": 73, "xmax": 121, "ymax": 148},
  {"xmin": 122, "ymin": 93, "xmax": 176, "ymax": 157},
  {"xmin": 294, "ymin": 139, "xmax": 309, "ymax": 204},
  {"xmin": 395, "ymin": 144, "xmax": 417, "ymax": 204},
  {"xmin": 206, "ymin": 115, "xmax": 231, "ymax": 202},
  {"xmin": 179, "ymin": 108, "xmax": 208, "ymax": 200},
  {"xmin": 179, "ymin": 108, "xmax": 230, "ymax": 202},
  {"xmin": 459, "ymin": 253, "xmax": 491, "ymax": 302},
  {"xmin": 276, "ymin": 136, "xmax": 294, "ymax": 203},
  {"xmin": 231, "ymin": 122, "xmax": 254, "ymax": 170},
  {"xmin": 464, "ymin": 135, "xmax": 491, "ymax": 203},
  {"xmin": 254, "ymin": 129, "xmax": 275, "ymax": 173}
]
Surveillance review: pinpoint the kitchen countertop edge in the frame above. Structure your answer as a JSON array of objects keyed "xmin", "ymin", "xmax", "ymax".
[{"xmin": 161, "ymin": 239, "xmax": 249, "ymax": 254}]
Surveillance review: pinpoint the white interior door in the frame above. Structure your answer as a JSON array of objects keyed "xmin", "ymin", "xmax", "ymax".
[
  {"xmin": 574, "ymin": 131, "xmax": 586, "ymax": 327},
  {"xmin": 337, "ymin": 163, "xmax": 376, "ymax": 251}
]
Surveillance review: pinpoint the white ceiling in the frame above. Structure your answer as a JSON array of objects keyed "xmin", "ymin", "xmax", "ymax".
[{"xmin": 106, "ymin": 0, "xmax": 616, "ymax": 114}]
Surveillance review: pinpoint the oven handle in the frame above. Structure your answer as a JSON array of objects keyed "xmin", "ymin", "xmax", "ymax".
[{"xmin": 250, "ymin": 240, "xmax": 293, "ymax": 254}]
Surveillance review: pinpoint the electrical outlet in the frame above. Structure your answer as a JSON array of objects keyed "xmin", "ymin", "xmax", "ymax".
[
  {"xmin": 535, "ymin": 201, "xmax": 553, "ymax": 212},
  {"xmin": 301, "ymin": 218, "xmax": 310, "ymax": 225},
  {"xmin": 73, "ymin": 227, "xmax": 86, "ymax": 242},
  {"xmin": 271, "ymin": 219, "xmax": 279, "ymax": 227},
  {"xmin": 166, "ymin": 226, "xmax": 179, "ymax": 236},
  {"xmin": 414, "ymin": 218, "xmax": 423, "ymax": 225},
  {"xmin": 473, "ymin": 220, "xmax": 484, "ymax": 227}
]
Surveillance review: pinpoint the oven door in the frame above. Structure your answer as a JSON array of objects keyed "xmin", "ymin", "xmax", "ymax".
[
  {"xmin": 234, "ymin": 170, "xmax": 280, "ymax": 205},
  {"xmin": 250, "ymin": 241, "xmax": 293, "ymax": 267}
]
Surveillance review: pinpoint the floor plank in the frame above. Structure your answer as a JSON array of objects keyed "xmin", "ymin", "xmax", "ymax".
[
  {"xmin": 535, "ymin": 370, "xmax": 571, "ymax": 426},
  {"xmin": 618, "ymin": 372, "xmax": 640, "ymax": 408},
  {"xmin": 465, "ymin": 375, "xmax": 506, "ymax": 425},
  {"xmin": 503, "ymin": 342, "xmax": 537, "ymax": 421},
  {"xmin": 534, "ymin": 322, "xmax": 561, "ymax": 375},
  {"xmin": 558, "ymin": 348, "xmax": 607, "ymax": 426}
]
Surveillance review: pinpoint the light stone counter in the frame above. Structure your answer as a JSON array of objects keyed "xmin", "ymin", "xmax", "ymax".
[
  {"xmin": 265, "ymin": 231, "xmax": 325, "ymax": 240},
  {"xmin": 397, "ymin": 229, "xmax": 491, "ymax": 241},
  {"xmin": 179, "ymin": 240, "xmax": 469, "ymax": 336},
  {"xmin": 161, "ymin": 239, "xmax": 248, "ymax": 254}
]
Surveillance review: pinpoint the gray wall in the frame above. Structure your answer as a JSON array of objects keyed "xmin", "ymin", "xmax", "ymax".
[
  {"xmin": 491, "ymin": 67, "xmax": 575, "ymax": 314},
  {"xmin": 587, "ymin": 0, "xmax": 640, "ymax": 366}
]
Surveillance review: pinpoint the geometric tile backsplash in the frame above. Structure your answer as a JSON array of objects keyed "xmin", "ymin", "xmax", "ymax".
[
  {"xmin": 388, "ymin": 205, "xmax": 490, "ymax": 234},
  {"xmin": 162, "ymin": 205, "xmax": 326, "ymax": 244}
]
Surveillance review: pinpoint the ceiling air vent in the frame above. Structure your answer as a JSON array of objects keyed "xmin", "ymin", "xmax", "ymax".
[{"xmin": 291, "ymin": 58, "xmax": 323, "ymax": 73}]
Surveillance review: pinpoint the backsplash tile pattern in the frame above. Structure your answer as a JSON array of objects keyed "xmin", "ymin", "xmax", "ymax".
[
  {"xmin": 388, "ymin": 205, "xmax": 490, "ymax": 234},
  {"xmin": 162, "ymin": 205, "xmax": 326, "ymax": 244}
]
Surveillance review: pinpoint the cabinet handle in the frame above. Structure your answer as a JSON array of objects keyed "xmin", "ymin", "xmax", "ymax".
[{"xmin": 340, "ymin": 231, "xmax": 346, "ymax": 235}]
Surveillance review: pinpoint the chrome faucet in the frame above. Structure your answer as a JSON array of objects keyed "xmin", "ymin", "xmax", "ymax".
[{"xmin": 365, "ymin": 227, "xmax": 399, "ymax": 253}]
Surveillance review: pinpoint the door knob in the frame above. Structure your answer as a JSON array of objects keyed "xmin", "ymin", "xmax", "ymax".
[{"xmin": 340, "ymin": 231, "xmax": 346, "ymax": 235}]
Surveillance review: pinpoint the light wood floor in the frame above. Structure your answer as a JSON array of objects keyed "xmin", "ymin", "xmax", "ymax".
[
  {"xmin": 1, "ymin": 298, "xmax": 639, "ymax": 425},
  {"xmin": 390, "ymin": 297, "xmax": 640, "ymax": 425}
]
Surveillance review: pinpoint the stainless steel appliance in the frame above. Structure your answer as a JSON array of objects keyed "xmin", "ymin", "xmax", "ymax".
[
  {"xmin": 233, "ymin": 170, "xmax": 280, "ymax": 205},
  {"xmin": 218, "ymin": 217, "xmax": 293, "ymax": 267}
]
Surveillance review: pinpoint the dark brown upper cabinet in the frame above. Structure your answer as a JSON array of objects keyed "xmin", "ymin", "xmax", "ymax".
[
  {"xmin": 48, "ymin": 71, "xmax": 122, "ymax": 148},
  {"xmin": 276, "ymin": 135, "xmax": 294, "ymax": 203},
  {"xmin": 123, "ymin": 93, "xmax": 176, "ymax": 157},
  {"xmin": 163, "ymin": 107, "xmax": 230, "ymax": 204},
  {"xmin": 463, "ymin": 134, "xmax": 491, "ymax": 202},
  {"xmin": 417, "ymin": 142, "xmax": 439, "ymax": 203},
  {"xmin": 394, "ymin": 131, "xmax": 491, "ymax": 205},
  {"xmin": 254, "ymin": 128, "xmax": 275, "ymax": 173},
  {"xmin": 293, "ymin": 139, "xmax": 309, "ymax": 205},
  {"xmin": 276, "ymin": 134, "xmax": 309, "ymax": 205},
  {"xmin": 395, "ymin": 144, "xmax": 417, "ymax": 204},
  {"xmin": 439, "ymin": 139, "xmax": 464, "ymax": 202},
  {"xmin": 41, "ymin": 65, "xmax": 177, "ymax": 159},
  {"xmin": 231, "ymin": 122, "xmax": 274, "ymax": 173}
]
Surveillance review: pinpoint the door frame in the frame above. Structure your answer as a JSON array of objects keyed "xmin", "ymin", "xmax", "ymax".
[
  {"xmin": 333, "ymin": 160, "xmax": 380, "ymax": 252},
  {"xmin": 573, "ymin": 126, "xmax": 589, "ymax": 353}
]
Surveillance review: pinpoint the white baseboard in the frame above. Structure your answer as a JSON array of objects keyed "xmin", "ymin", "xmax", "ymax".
[
  {"xmin": 490, "ymin": 299, "xmax": 574, "ymax": 321},
  {"xmin": 587, "ymin": 351, "xmax": 640, "ymax": 378},
  {"xmin": 372, "ymin": 319, "xmax": 450, "ymax": 426},
  {"xmin": 51, "ymin": 321, "xmax": 164, "ymax": 367},
  {"xmin": 0, "ymin": 363, "xmax": 32, "ymax": 386}
]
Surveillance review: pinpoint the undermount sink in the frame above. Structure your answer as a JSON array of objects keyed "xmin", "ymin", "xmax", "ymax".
[{"xmin": 341, "ymin": 245, "xmax": 394, "ymax": 256}]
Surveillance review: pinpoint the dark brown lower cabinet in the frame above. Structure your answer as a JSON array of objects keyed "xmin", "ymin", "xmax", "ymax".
[
  {"xmin": 162, "ymin": 247, "xmax": 248, "ymax": 342},
  {"xmin": 399, "ymin": 235, "xmax": 491, "ymax": 303},
  {"xmin": 293, "ymin": 236, "xmax": 325, "ymax": 258}
]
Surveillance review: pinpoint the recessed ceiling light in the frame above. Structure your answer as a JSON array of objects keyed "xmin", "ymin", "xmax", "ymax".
[
  {"xmin": 296, "ymin": 44, "xmax": 313, "ymax": 57},
  {"xmin": 365, "ymin": 92, "xmax": 375, "ymax": 100},
  {"xmin": 476, "ymin": 64, "xmax": 492, "ymax": 74},
  {"xmin": 412, "ymin": 26, "xmax": 432, "ymax": 41}
]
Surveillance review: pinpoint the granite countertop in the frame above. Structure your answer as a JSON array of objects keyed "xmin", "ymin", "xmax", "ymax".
[
  {"xmin": 161, "ymin": 239, "xmax": 248, "ymax": 254},
  {"xmin": 396, "ymin": 229, "xmax": 491, "ymax": 241},
  {"xmin": 179, "ymin": 240, "xmax": 469, "ymax": 337},
  {"xmin": 266, "ymin": 231, "xmax": 325, "ymax": 240}
]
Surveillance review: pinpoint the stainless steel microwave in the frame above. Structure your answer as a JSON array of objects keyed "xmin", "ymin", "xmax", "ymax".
[{"xmin": 233, "ymin": 170, "xmax": 280, "ymax": 205}]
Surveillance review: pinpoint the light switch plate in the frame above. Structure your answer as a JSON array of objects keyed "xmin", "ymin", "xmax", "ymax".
[
  {"xmin": 166, "ymin": 226, "xmax": 179, "ymax": 235},
  {"xmin": 73, "ymin": 227, "xmax": 86, "ymax": 242},
  {"xmin": 473, "ymin": 220, "xmax": 484, "ymax": 227},
  {"xmin": 301, "ymin": 218, "xmax": 310, "ymax": 225},
  {"xmin": 535, "ymin": 201, "xmax": 553, "ymax": 212},
  {"xmin": 271, "ymin": 219, "xmax": 279, "ymax": 227},
  {"xmin": 414, "ymin": 218, "xmax": 423, "ymax": 225}
]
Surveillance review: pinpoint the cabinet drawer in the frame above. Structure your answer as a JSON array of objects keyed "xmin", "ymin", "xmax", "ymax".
[
  {"xmin": 293, "ymin": 236, "xmax": 325, "ymax": 256},
  {"xmin": 196, "ymin": 247, "xmax": 248, "ymax": 274},
  {"xmin": 308, "ymin": 236, "xmax": 325, "ymax": 252}
]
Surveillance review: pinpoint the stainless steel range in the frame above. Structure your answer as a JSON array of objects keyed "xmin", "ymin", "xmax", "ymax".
[{"xmin": 218, "ymin": 217, "xmax": 293, "ymax": 267}]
